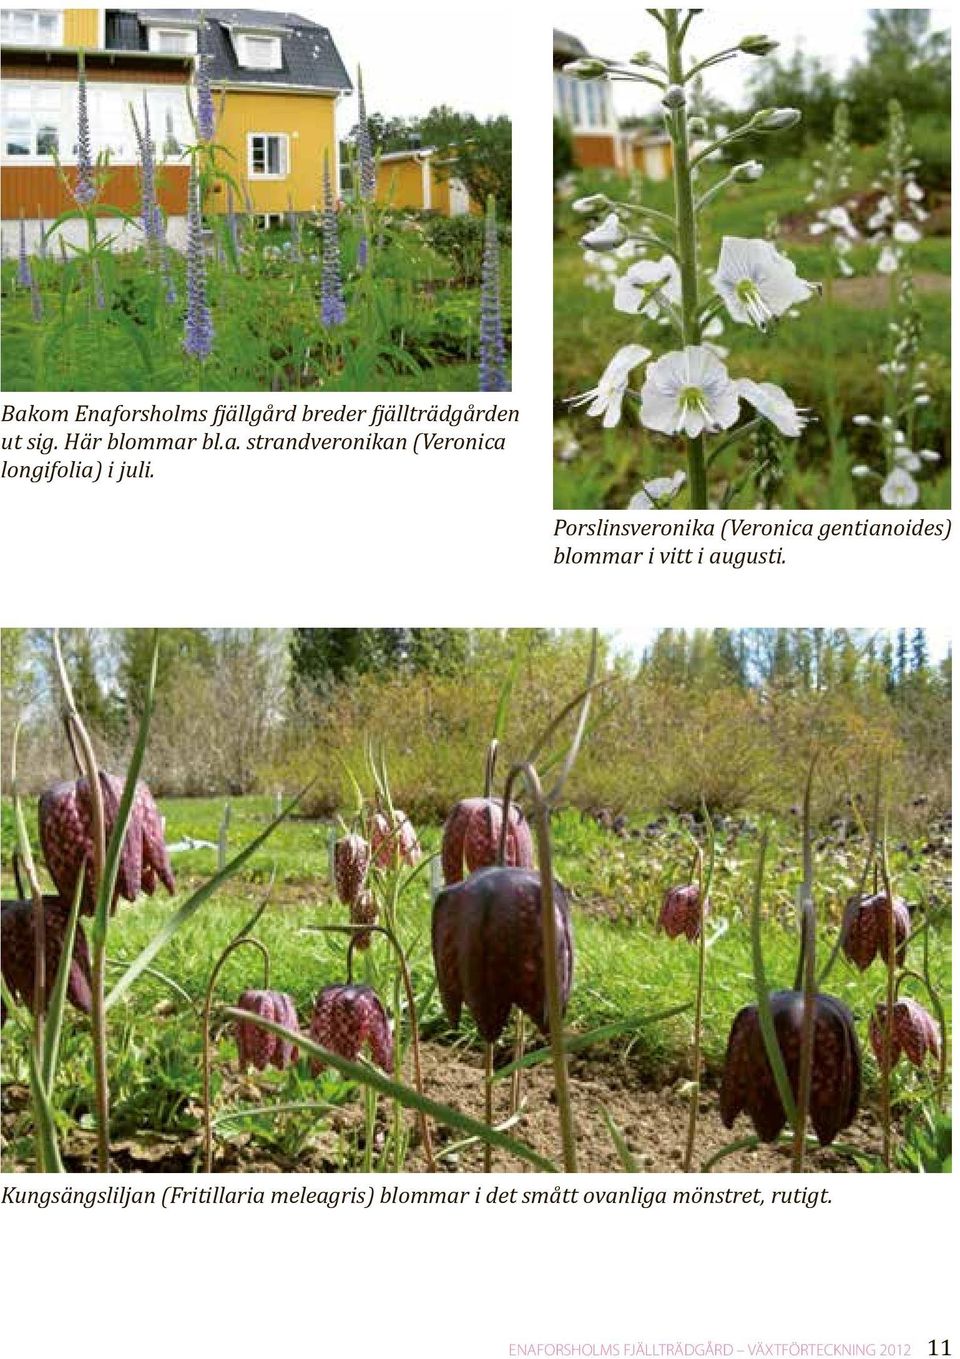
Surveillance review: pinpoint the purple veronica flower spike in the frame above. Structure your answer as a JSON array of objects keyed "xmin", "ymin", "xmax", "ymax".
[
  {"xmin": 183, "ymin": 162, "xmax": 214, "ymax": 360},
  {"xmin": 356, "ymin": 70, "xmax": 376, "ymax": 203},
  {"xmin": 479, "ymin": 199, "xmax": 508, "ymax": 392},
  {"xmin": 17, "ymin": 216, "xmax": 32, "ymax": 287},
  {"xmin": 74, "ymin": 57, "xmax": 96, "ymax": 207},
  {"xmin": 320, "ymin": 152, "xmax": 347, "ymax": 327},
  {"xmin": 195, "ymin": 20, "xmax": 216, "ymax": 143}
]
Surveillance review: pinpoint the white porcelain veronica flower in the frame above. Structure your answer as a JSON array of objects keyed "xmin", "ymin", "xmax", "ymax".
[
  {"xmin": 567, "ymin": 344, "xmax": 651, "ymax": 428},
  {"xmin": 825, "ymin": 205, "xmax": 858, "ymax": 239},
  {"xmin": 893, "ymin": 220, "xmax": 921, "ymax": 244},
  {"xmin": 628, "ymin": 470, "xmax": 687, "ymax": 509},
  {"xmin": 881, "ymin": 467, "xmax": 919, "ymax": 507},
  {"xmin": 876, "ymin": 246, "xmax": 899, "ymax": 275},
  {"xmin": 640, "ymin": 346, "xmax": 739, "ymax": 438},
  {"xmin": 736, "ymin": 378, "xmax": 808, "ymax": 437},
  {"xmin": 614, "ymin": 255, "xmax": 682, "ymax": 318},
  {"xmin": 580, "ymin": 213, "xmax": 626, "ymax": 251},
  {"xmin": 712, "ymin": 237, "xmax": 816, "ymax": 331},
  {"xmin": 894, "ymin": 448, "xmax": 921, "ymax": 473},
  {"xmin": 905, "ymin": 180, "xmax": 924, "ymax": 202}
]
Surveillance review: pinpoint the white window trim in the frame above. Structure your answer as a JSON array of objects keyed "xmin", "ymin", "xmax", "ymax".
[
  {"xmin": 0, "ymin": 9, "xmax": 63, "ymax": 46},
  {"xmin": 235, "ymin": 32, "xmax": 282, "ymax": 71},
  {"xmin": 147, "ymin": 25, "xmax": 198, "ymax": 56},
  {"xmin": 247, "ymin": 132, "xmax": 289, "ymax": 180}
]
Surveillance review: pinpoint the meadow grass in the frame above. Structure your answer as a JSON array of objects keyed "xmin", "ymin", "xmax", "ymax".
[
  {"xmin": 2, "ymin": 796, "xmax": 949, "ymax": 1166},
  {"xmin": 554, "ymin": 158, "xmax": 951, "ymax": 509}
]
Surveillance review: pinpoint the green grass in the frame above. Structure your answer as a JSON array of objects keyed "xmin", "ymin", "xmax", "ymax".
[
  {"xmin": 2, "ymin": 796, "xmax": 950, "ymax": 1169},
  {"xmin": 554, "ymin": 157, "xmax": 951, "ymax": 509}
]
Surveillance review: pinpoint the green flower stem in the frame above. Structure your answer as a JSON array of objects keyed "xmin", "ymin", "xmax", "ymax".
[
  {"xmin": 682, "ymin": 810, "xmax": 715, "ymax": 1173},
  {"xmin": 706, "ymin": 418, "xmax": 762, "ymax": 469},
  {"xmin": 665, "ymin": 10, "xmax": 706, "ymax": 508},
  {"xmin": 483, "ymin": 1042, "xmax": 494, "ymax": 1173},
  {"xmin": 202, "ymin": 935, "xmax": 270, "ymax": 1174},
  {"xmin": 878, "ymin": 822, "xmax": 897, "ymax": 1170}
]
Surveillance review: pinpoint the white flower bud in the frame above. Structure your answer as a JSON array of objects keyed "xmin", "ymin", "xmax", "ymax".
[
  {"xmin": 731, "ymin": 160, "xmax": 764, "ymax": 182},
  {"xmin": 572, "ymin": 194, "xmax": 609, "ymax": 214},
  {"xmin": 564, "ymin": 58, "xmax": 608, "ymax": 79},
  {"xmin": 662, "ymin": 85, "xmax": 687, "ymax": 110},
  {"xmin": 751, "ymin": 107, "xmax": 802, "ymax": 132},
  {"xmin": 739, "ymin": 35, "xmax": 779, "ymax": 56}
]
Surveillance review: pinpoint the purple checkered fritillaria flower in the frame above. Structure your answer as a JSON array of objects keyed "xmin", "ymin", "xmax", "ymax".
[
  {"xmin": 73, "ymin": 56, "xmax": 96, "ymax": 208},
  {"xmin": 1, "ymin": 895, "xmax": 93, "ymax": 1025},
  {"xmin": 869, "ymin": 998, "xmax": 940, "ymax": 1072},
  {"xmin": 183, "ymin": 161, "xmax": 214, "ymax": 360},
  {"xmin": 310, "ymin": 984, "xmax": 393, "ymax": 1072},
  {"xmin": 719, "ymin": 990, "xmax": 861, "ymax": 1146},
  {"xmin": 195, "ymin": 19, "xmax": 216, "ymax": 144},
  {"xmin": 432, "ymin": 866, "xmax": 575, "ymax": 1044},
  {"xmin": 320, "ymin": 151, "xmax": 346, "ymax": 327},
  {"xmin": 659, "ymin": 883, "xmax": 708, "ymax": 942},
  {"xmin": 234, "ymin": 990, "xmax": 300, "ymax": 1071},
  {"xmin": 479, "ymin": 198, "xmax": 508, "ymax": 392},
  {"xmin": 39, "ymin": 772, "xmax": 176, "ymax": 915},
  {"xmin": 440, "ymin": 796, "xmax": 533, "ymax": 885},
  {"xmin": 839, "ymin": 891, "xmax": 910, "ymax": 971}
]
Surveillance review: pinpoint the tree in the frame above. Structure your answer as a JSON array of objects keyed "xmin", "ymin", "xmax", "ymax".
[{"xmin": 423, "ymin": 110, "xmax": 512, "ymax": 216}]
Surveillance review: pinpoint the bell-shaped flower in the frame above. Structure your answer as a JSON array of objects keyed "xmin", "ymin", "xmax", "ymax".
[
  {"xmin": 334, "ymin": 833, "xmax": 370, "ymax": 906},
  {"xmin": 881, "ymin": 467, "xmax": 919, "ymax": 507},
  {"xmin": 614, "ymin": 255, "xmax": 681, "ymax": 319},
  {"xmin": 349, "ymin": 888, "xmax": 378, "ymax": 951},
  {"xmin": 432, "ymin": 866, "xmax": 574, "ymax": 1044},
  {"xmin": 869, "ymin": 998, "xmax": 940, "ymax": 1071},
  {"xmin": 628, "ymin": 470, "xmax": 686, "ymax": 509},
  {"xmin": 441, "ymin": 796, "xmax": 534, "ymax": 885},
  {"xmin": 640, "ymin": 346, "xmax": 739, "ymax": 438},
  {"xmin": 234, "ymin": 990, "xmax": 300, "ymax": 1071},
  {"xmin": 370, "ymin": 809, "xmax": 421, "ymax": 870},
  {"xmin": 567, "ymin": 344, "xmax": 650, "ymax": 429},
  {"xmin": 712, "ymin": 236, "xmax": 816, "ymax": 331},
  {"xmin": 839, "ymin": 892, "xmax": 910, "ymax": 971},
  {"xmin": 39, "ymin": 773, "xmax": 175, "ymax": 915},
  {"xmin": 736, "ymin": 378, "xmax": 809, "ymax": 437},
  {"xmin": 1, "ymin": 894, "xmax": 93, "ymax": 1025},
  {"xmin": 720, "ymin": 990, "xmax": 861, "ymax": 1146},
  {"xmin": 310, "ymin": 984, "xmax": 393, "ymax": 1072},
  {"xmin": 658, "ymin": 883, "xmax": 708, "ymax": 941},
  {"xmin": 580, "ymin": 213, "xmax": 625, "ymax": 252}
]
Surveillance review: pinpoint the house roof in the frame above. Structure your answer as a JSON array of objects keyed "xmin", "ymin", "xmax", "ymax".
[{"xmin": 106, "ymin": 9, "xmax": 352, "ymax": 92}]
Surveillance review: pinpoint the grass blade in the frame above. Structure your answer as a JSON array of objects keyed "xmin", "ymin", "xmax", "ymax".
[
  {"xmin": 41, "ymin": 872, "xmax": 84, "ymax": 1088},
  {"xmin": 600, "ymin": 1106, "xmax": 638, "ymax": 1171},
  {"xmin": 492, "ymin": 1002, "xmax": 691, "ymax": 1081}
]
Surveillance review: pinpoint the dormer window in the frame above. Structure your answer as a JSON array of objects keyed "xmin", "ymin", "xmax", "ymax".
[
  {"xmin": 147, "ymin": 25, "xmax": 198, "ymax": 56},
  {"xmin": 0, "ymin": 9, "xmax": 63, "ymax": 45},
  {"xmin": 236, "ymin": 33, "xmax": 282, "ymax": 70}
]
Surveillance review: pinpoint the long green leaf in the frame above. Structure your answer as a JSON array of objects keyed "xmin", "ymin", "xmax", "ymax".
[
  {"xmin": 42, "ymin": 872, "xmax": 84, "ymax": 1088},
  {"xmin": 26, "ymin": 1042, "xmax": 63, "ymax": 1173},
  {"xmin": 750, "ymin": 828, "xmax": 798, "ymax": 1127},
  {"xmin": 601, "ymin": 1106, "xmax": 638, "ymax": 1172},
  {"xmin": 492, "ymin": 645, "xmax": 524, "ymax": 742},
  {"xmin": 105, "ymin": 781, "xmax": 316, "ymax": 1010},
  {"xmin": 221, "ymin": 1007, "xmax": 557, "ymax": 1172},
  {"xmin": 492, "ymin": 1002, "xmax": 691, "ymax": 1081}
]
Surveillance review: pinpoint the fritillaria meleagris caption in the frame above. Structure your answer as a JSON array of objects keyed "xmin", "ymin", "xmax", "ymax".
[
  {"xmin": 431, "ymin": 865, "xmax": 575, "ymax": 1044},
  {"xmin": 310, "ymin": 984, "xmax": 393, "ymax": 1072},
  {"xmin": 234, "ymin": 990, "xmax": 300, "ymax": 1071},
  {"xmin": 719, "ymin": 990, "xmax": 861, "ymax": 1146},
  {"xmin": 440, "ymin": 796, "xmax": 534, "ymax": 884},
  {"xmin": 839, "ymin": 892, "xmax": 910, "ymax": 971},
  {"xmin": 39, "ymin": 772, "xmax": 175, "ymax": 914},
  {"xmin": 869, "ymin": 998, "xmax": 940, "ymax": 1070},
  {"xmin": 659, "ymin": 883, "xmax": 708, "ymax": 941},
  {"xmin": 370, "ymin": 809, "xmax": 421, "ymax": 870},
  {"xmin": 1, "ymin": 895, "xmax": 93, "ymax": 1024},
  {"xmin": 334, "ymin": 833, "xmax": 370, "ymax": 906}
]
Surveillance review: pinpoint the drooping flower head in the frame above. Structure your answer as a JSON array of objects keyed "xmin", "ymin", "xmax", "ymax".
[
  {"xmin": 234, "ymin": 989, "xmax": 299, "ymax": 1071},
  {"xmin": 839, "ymin": 891, "xmax": 910, "ymax": 971},
  {"xmin": 73, "ymin": 55, "xmax": 96, "ymax": 207},
  {"xmin": 39, "ymin": 772, "xmax": 176, "ymax": 915},
  {"xmin": 310, "ymin": 983, "xmax": 393, "ymax": 1072},
  {"xmin": 869, "ymin": 998, "xmax": 940, "ymax": 1071},
  {"xmin": 334, "ymin": 833, "xmax": 370, "ymax": 906},
  {"xmin": 479, "ymin": 196, "xmax": 508, "ymax": 393},
  {"xmin": 567, "ymin": 344, "xmax": 650, "ymax": 429},
  {"xmin": 720, "ymin": 989, "xmax": 861, "ymax": 1145},
  {"xmin": 349, "ymin": 888, "xmax": 378, "ymax": 951},
  {"xmin": 441, "ymin": 796, "xmax": 534, "ymax": 885},
  {"xmin": 320, "ymin": 150, "xmax": 346, "ymax": 327},
  {"xmin": 432, "ymin": 866, "xmax": 574, "ymax": 1044},
  {"xmin": 614, "ymin": 255, "xmax": 682, "ymax": 320},
  {"xmin": 183, "ymin": 160, "xmax": 214, "ymax": 361},
  {"xmin": 712, "ymin": 236, "xmax": 816, "ymax": 331},
  {"xmin": 1, "ymin": 895, "xmax": 93, "ymax": 1025},
  {"xmin": 640, "ymin": 345, "xmax": 740, "ymax": 438},
  {"xmin": 370, "ymin": 809, "xmax": 421, "ymax": 870},
  {"xmin": 659, "ymin": 883, "xmax": 708, "ymax": 941}
]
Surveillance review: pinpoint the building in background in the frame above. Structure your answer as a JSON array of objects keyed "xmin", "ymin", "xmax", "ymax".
[
  {"xmin": 1, "ymin": 7, "xmax": 351, "ymax": 251},
  {"xmin": 373, "ymin": 145, "xmax": 476, "ymax": 216}
]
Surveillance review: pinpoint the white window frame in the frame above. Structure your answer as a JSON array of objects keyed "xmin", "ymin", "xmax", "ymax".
[
  {"xmin": 0, "ymin": 9, "xmax": 63, "ymax": 45},
  {"xmin": 248, "ymin": 132, "xmax": 289, "ymax": 180},
  {"xmin": 236, "ymin": 32, "xmax": 282, "ymax": 70},
  {"xmin": 147, "ymin": 25, "xmax": 198, "ymax": 56},
  {"xmin": 1, "ymin": 80, "xmax": 63, "ymax": 160}
]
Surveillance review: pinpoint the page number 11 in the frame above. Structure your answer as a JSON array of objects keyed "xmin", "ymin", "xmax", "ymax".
[{"xmin": 929, "ymin": 1343, "xmax": 951, "ymax": 1355}]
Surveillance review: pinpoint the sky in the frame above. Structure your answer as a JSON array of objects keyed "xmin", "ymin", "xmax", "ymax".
[
  {"xmin": 552, "ymin": 6, "xmax": 953, "ymax": 120},
  {"xmin": 612, "ymin": 628, "xmax": 951, "ymax": 662},
  {"xmin": 294, "ymin": 7, "xmax": 512, "ymax": 136}
]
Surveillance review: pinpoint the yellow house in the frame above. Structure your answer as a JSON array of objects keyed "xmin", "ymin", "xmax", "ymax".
[
  {"xmin": 0, "ymin": 8, "xmax": 352, "ymax": 247},
  {"xmin": 374, "ymin": 146, "xmax": 477, "ymax": 216}
]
